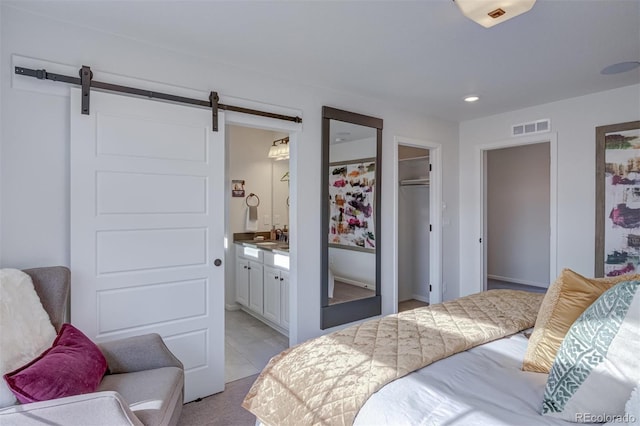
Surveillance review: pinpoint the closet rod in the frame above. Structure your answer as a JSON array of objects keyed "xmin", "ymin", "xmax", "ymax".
[
  {"xmin": 14, "ymin": 66, "xmax": 303, "ymax": 131},
  {"xmin": 399, "ymin": 178, "xmax": 430, "ymax": 186}
]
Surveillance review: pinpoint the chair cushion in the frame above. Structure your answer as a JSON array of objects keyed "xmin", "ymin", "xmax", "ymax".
[
  {"xmin": 542, "ymin": 280, "xmax": 640, "ymax": 421},
  {"xmin": 0, "ymin": 269, "xmax": 57, "ymax": 407},
  {"xmin": 98, "ymin": 367, "xmax": 183, "ymax": 426},
  {"xmin": 522, "ymin": 269, "xmax": 640, "ymax": 373},
  {"xmin": 4, "ymin": 323, "xmax": 107, "ymax": 403}
]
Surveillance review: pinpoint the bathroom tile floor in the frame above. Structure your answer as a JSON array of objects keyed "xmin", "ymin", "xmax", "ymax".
[{"xmin": 225, "ymin": 309, "xmax": 288, "ymax": 383}]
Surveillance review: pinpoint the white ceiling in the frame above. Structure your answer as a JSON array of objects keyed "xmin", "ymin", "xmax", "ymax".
[{"xmin": 5, "ymin": 0, "xmax": 640, "ymax": 122}]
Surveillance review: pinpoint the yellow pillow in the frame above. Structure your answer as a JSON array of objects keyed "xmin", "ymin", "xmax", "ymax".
[{"xmin": 522, "ymin": 268, "xmax": 640, "ymax": 373}]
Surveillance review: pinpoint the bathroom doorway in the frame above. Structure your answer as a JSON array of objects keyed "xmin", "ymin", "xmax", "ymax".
[
  {"xmin": 395, "ymin": 138, "xmax": 443, "ymax": 312},
  {"xmin": 224, "ymin": 124, "xmax": 291, "ymax": 383}
]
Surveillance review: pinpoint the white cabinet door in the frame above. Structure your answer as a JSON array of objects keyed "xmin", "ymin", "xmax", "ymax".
[
  {"xmin": 280, "ymin": 270, "xmax": 290, "ymax": 331},
  {"xmin": 236, "ymin": 257, "xmax": 249, "ymax": 307},
  {"xmin": 248, "ymin": 261, "xmax": 264, "ymax": 314},
  {"xmin": 263, "ymin": 266, "xmax": 281, "ymax": 324},
  {"xmin": 70, "ymin": 89, "xmax": 225, "ymax": 402}
]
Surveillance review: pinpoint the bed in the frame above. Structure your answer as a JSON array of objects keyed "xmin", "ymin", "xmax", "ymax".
[
  {"xmin": 243, "ymin": 272, "xmax": 640, "ymax": 426},
  {"xmin": 354, "ymin": 331, "xmax": 590, "ymax": 426}
]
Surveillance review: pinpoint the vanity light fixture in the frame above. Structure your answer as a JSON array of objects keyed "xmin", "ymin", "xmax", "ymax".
[
  {"xmin": 464, "ymin": 95, "xmax": 480, "ymax": 102},
  {"xmin": 454, "ymin": 0, "xmax": 536, "ymax": 28},
  {"xmin": 268, "ymin": 137, "xmax": 290, "ymax": 161}
]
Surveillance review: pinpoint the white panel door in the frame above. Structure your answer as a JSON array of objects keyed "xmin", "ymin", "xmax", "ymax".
[{"xmin": 70, "ymin": 88, "xmax": 225, "ymax": 402}]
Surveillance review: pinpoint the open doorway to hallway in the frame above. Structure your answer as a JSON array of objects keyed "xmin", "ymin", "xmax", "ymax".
[{"xmin": 483, "ymin": 142, "xmax": 550, "ymax": 294}]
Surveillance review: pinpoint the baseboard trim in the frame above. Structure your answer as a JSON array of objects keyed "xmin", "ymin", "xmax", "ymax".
[
  {"xmin": 334, "ymin": 276, "xmax": 372, "ymax": 290},
  {"xmin": 411, "ymin": 293, "xmax": 429, "ymax": 303},
  {"xmin": 225, "ymin": 303, "xmax": 241, "ymax": 311},
  {"xmin": 488, "ymin": 274, "xmax": 547, "ymax": 288}
]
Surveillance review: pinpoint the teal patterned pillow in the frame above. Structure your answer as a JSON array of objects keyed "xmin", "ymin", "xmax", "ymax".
[{"xmin": 542, "ymin": 280, "xmax": 640, "ymax": 422}]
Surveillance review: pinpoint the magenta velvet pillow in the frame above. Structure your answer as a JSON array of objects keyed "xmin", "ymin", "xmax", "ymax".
[{"xmin": 3, "ymin": 323, "xmax": 107, "ymax": 403}]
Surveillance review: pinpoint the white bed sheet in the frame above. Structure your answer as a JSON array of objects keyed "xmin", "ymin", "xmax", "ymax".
[{"xmin": 354, "ymin": 333, "xmax": 598, "ymax": 426}]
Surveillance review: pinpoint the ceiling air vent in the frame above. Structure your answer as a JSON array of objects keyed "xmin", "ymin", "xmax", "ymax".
[{"xmin": 511, "ymin": 119, "xmax": 551, "ymax": 137}]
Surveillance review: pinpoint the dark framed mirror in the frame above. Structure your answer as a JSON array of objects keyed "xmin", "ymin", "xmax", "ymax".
[{"xmin": 321, "ymin": 106, "xmax": 383, "ymax": 329}]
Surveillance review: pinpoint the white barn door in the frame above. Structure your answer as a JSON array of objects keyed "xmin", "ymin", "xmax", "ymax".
[{"xmin": 70, "ymin": 88, "xmax": 225, "ymax": 402}]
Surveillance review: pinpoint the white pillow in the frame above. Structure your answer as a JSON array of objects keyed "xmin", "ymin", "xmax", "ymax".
[
  {"xmin": 542, "ymin": 280, "xmax": 640, "ymax": 422},
  {"xmin": 604, "ymin": 386, "xmax": 639, "ymax": 426},
  {"xmin": 0, "ymin": 269, "xmax": 57, "ymax": 407},
  {"xmin": 625, "ymin": 386, "xmax": 639, "ymax": 425}
]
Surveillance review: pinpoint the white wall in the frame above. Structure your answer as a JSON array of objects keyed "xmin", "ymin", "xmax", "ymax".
[
  {"xmin": 272, "ymin": 155, "xmax": 290, "ymax": 230},
  {"xmin": 0, "ymin": 6, "xmax": 459, "ymax": 343},
  {"xmin": 398, "ymin": 185, "xmax": 430, "ymax": 301},
  {"xmin": 486, "ymin": 143, "xmax": 550, "ymax": 286},
  {"xmin": 459, "ymin": 84, "xmax": 640, "ymax": 298},
  {"xmin": 228, "ymin": 125, "xmax": 288, "ymax": 235}
]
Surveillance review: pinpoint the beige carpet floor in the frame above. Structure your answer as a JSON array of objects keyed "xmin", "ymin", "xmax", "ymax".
[
  {"xmin": 178, "ymin": 374, "xmax": 258, "ymax": 426},
  {"xmin": 398, "ymin": 299, "xmax": 429, "ymax": 312},
  {"xmin": 329, "ymin": 280, "xmax": 375, "ymax": 305}
]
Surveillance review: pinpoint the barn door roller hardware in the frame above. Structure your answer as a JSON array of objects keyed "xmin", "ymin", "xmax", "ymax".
[{"xmin": 15, "ymin": 65, "xmax": 302, "ymax": 131}]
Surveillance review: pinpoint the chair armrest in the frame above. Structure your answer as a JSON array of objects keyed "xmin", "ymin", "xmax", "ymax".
[
  {"xmin": 0, "ymin": 391, "xmax": 143, "ymax": 426},
  {"xmin": 99, "ymin": 333, "xmax": 183, "ymax": 374}
]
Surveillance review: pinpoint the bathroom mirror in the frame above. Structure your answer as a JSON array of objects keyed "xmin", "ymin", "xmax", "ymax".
[{"xmin": 321, "ymin": 106, "xmax": 382, "ymax": 329}]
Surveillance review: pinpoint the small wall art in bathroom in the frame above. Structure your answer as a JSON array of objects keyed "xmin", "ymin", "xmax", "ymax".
[{"xmin": 232, "ymin": 179, "xmax": 245, "ymax": 197}]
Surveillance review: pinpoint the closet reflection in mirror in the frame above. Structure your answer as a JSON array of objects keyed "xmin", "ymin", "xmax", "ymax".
[{"xmin": 321, "ymin": 106, "xmax": 382, "ymax": 329}]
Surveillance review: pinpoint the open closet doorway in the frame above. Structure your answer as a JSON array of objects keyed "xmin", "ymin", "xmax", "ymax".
[
  {"xmin": 224, "ymin": 124, "xmax": 292, "ymax": 384},
  {"xmin": 395, "ymin": 139, "xmax": 443, "ymax": 312},
  {"xmin": 482, "ymin": 141, "xmax": 552, "ymax": 293}
]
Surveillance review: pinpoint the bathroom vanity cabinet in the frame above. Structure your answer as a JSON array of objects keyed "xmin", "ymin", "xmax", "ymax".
[{"xmin": 235, "ymin": 243, "xmax": 290, "ymax": 335}]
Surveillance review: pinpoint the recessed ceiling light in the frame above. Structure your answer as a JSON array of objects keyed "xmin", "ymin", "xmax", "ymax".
[
  {"xmin": 601, "ymin": 61, "xmax": 640, "ymax": 75},
  {"xmin": 464, "ymin": 95, "xmax": 480, "ymax": 103}
]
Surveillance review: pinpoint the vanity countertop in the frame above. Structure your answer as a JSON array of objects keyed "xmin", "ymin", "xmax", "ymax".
[{"xmin": 235, "ymin": 239, "xmax": 289, "ymax": 254}]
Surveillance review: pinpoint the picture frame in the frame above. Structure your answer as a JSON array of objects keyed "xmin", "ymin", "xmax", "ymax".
[
  {"xmin": 231, "ymin": 179, "xmax": 245, "ymax": 197},
  {"xmin": 595, "ymin": 120, "xmax": 640, "ymax": 277},
  {"xmin": 328, "ymin": 157, "xmax": 376, "ymax": 252}
]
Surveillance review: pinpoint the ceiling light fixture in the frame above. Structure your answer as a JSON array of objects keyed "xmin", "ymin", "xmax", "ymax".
[
  {"xmin": 464, "ymin": 95, "xmax": 480, "ymax": 103},
  {"xmin": 454, "ymin": 0, "xmax": 536, "ymax": 28},
  {"xmin": 268, "ymin": 137, "xmax": 289, "ymax": 161}
]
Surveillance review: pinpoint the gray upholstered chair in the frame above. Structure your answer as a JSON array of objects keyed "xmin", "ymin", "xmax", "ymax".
[{"xmin": 0, "ymin": 266, "xmax": 184, "ymax": 426}]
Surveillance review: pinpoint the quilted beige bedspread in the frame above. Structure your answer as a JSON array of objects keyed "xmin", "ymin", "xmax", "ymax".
[{"xmin": 242, "ymin": 289, "xmax": 543, "ymax": 426}]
